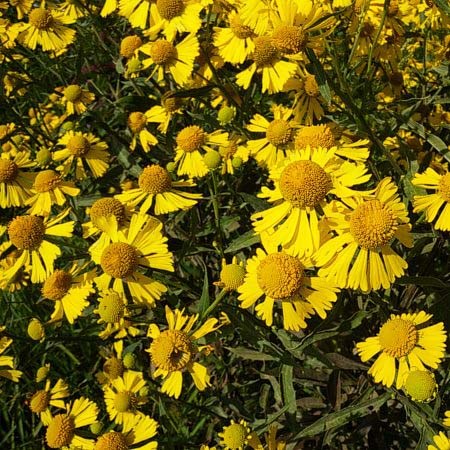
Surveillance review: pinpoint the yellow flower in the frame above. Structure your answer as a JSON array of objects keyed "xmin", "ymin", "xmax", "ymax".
[
  {"xmin": 18, "ymin": 6, "xmax": 76, "ymax": 52},
  {"xmin": 140, "ymin": 34, "xmax": 199, "ymax": 87},
  {"xmin": 252, "ymin": 147, "xmax": 370, "ymax": 258},
  {"xmin": 174, "ymin": 125, "xmax": 228, "ymax": 178},
  {"xmin": 9, "ymin": 0, "xmax": 33, "ymax": 19},
  {"xmin": 147, "ymin": 306, "xmax": 223, "ymax": 399},
  {"xmin": 127, "ymin": 111, "xmax": 158, "ymax": 152},
  {"xmin": 45, "ymin": 397, "xmax": 99, "ymax": 449},
  {"xmin": 28, "ymin": 379, "xmax": 70, "ymax": 425},
  {"xmin": 315, "ymin": 178, "xmax": 413, "ymax": 292},
  {"xmin": 428, "ymin": 432, "xmax": 450, "ymax": 450},
  {"xmin": 115, "ymin": 163, "xmax": 202, "ymax": 215},
  {"xmin": 356, "ymin": 311, "xmax": 446, "ymax": 388},
  {"xmin": 218, "ymin": 419, "xmax": 262, "ymax": 450},
  {"xmin": 100, "ymin": 0, "xmax": 117, "ymax": 17},
  {"xmin": 89, "ymin": 213, "xmax": 173, "ymax": 308},
  {"xmin": 238, "ymin": 234, "xmax": 339, "ymax": 331},
  {"xmin": 25, "ymin": 169, "xmax": 80, "ymax": 216},
  {"xmin": 120, "ymin": 34, "xmax": 143, "ymax": 58},
  {"xmin": 0, "ymin": 326, "xmax": 22, "ymax": 382},
  {"xmin": 214, "ymin": 256, "xmax": 245, "ymax": 292},
  {"xmin": 104, "ymin": 370, "xmax": 147, "ymax": 427},
  {"xmin": 0, "ymin": 150, "xmax": 35, "ymax": 207},
  {"xmin": 54, "ymin": 131, "xmax": 110, "ymax": 179},
  {"xmin": 1, "ymin": 210, "xmax": 74, "ymax": 284},
  {"xmin": 55, "ymin": 84, "xmax": 95, "ymax": 115},
  {"xmin": 412, "ymin": 168, "xmax": 450, "ymax": 231},
  {"xmin": 401, "ymin": 369, "xmax": 437, "ymax": 403},
  {"xmin": 144, "ymin": 91, "xmax": 184, "ymax": 134},
  {"xmin": 41, "ymin": 263, "xmax": 95, "ymax": 325}
]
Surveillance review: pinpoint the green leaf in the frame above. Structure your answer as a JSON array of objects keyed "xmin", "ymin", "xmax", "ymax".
[
  {"xmin": 282, "ymin": 365, "xmax": 297, "ymax": 414},
  {"xmin": 434, "ymin": 0, "xmax": 450, "ymax": 16},
  {"xmin": 226, "ymin": 347, "xmax": 278, "ymax": 361},
  {"xmin": 396, "ymin": 276, "xmax": 449, "ymax": 289},
  {"xmin": 198, "ymin": 269, "xmax": 210, "ymax": 316},
  {"xmin": 293, "ymin": 391, "xmax": 391, "ymax": 439},
  {"xmin": 305, "ymin": 48, "xmax": 332, "ymax": 104},
  {"xmin": 239, "ymin": 192, "xmax": 269, "ymax": 212},
  {"xmin": 225, "ymin": 230, "xmax": 260, "ymax": 253}
]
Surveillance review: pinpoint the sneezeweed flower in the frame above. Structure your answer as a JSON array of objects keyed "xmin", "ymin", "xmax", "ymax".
[
  {"xmin": 120, "ymin": 35, "xmax": 143, "ymax": 58},
  {"xmin": 213, "ymin": 11, "xmax": 256, "ymax": 64},
  {"xmin": 214, "ymin": 257, "xmax": 246, "ymax": 292},
  {"xmin": 1, "ymin": 210, "xmax": 74, "ymax": 284},
  {"xmin": 54, "ymin": 131, "xmax": 110, "ymax": 179},
  {"xmin": 428, "ymin": 432, "xmax": 450, "ymax": 450},
  {"xmin": 218, "ymin": 137, "xmax": 249, "ymax": 175},
  {"xmin": 18, "ymin": 6, "xmax": 76, "ymax": 52},
  {"xmin": 147, "ymin": 306, "xmax": 224, "ymax": 399},
  {"xmin": 89, "ymin": 214, "xmax": 173, "ymax": 308},
  {"xmin": 9, "ymin": 0, "xmax": 33, "ymax": 19},
  {"xmin": 94, "ymin": 290, "xmax": 140, "ymax": 339},
  {"xmin": 315, "ymin": 178, "xmax": 413, "ymax": 292},
  {"xmin": 0, "ymin": 251, "xmax": 31, "ymax": 292},
  {"xmin": 356, "ymin": 311, "xmax": 446, "ymax": 388},
  {"xmin": 0, "ymin": 327, "xmax": 22, "ymax": 382},
  {"xmin": 28, "ymin": 379, "xmax": 70, "ymax": 425},
  {"xmin": 144, "ymin": 91, "xmax": 184, "ymax": 134},
  {"xmin": 100, "ymin": 0, "xmax": 117, "ymax": 16},
  {"xmin": 127, "ymin": 111, "xmax": 158, "ymax": 152},
  {"xmin": 174, "ymin": 125, "xmax": 228, "ymax": 178},
  {"xmin": 115, "ymin": 164, "xmax": 202, "ymax": 215},
  {"xmin": 237, "ymin": 235, "xmax": 339, "ymax": 331},
  {"xmin": 252, "ymin": 147, "xmax": 370, "ymax": 258},
  {"xmin": 25, "ymin": 169, "xmax": 79, "ymax": 216},
  {"xmin": 218, "ymin": 420, "xmax": 261, "ymax": 450},
  {"xmin": 93, "ymin": 414, "xmax": 158, "ymax": 450},
  {"xmin": 44, "ymin": 397, "xmax": 99, "ymax": 449},
  {"xmin": 118, "ymin": 0, "xmax": 153, "ymax": 29},
  {"xmin": 27, "ymin": 318, "xmax": 45, "ymax": 341},
  {"xmin": 0, "ymin": 151, "xmax": 35, "ymax": 208},
  {"xmin": 57, "ymin": 0, "xmax": 86, "ymax": 19},
  {"xmin": 36, "ymin": 364, "xmax": 50, "ymax": 382},
  {"xmin": 402, "ymin": 369, "xmax": 437, "ymax": 402},
  {"xmin": 412, "ymin": 168, "xmax": 450, "ymax": 231},
  {"xmin": 104, "ymin": 370, "xmax": 148, "ymax": 428},
  {"xmin": 41, "ymin": 264, "xmax": 95, "ymax": 325},
  {"xmin": 55, "ymin": 84, "xmax": 95, "ymax": 115},
  {"xmin": 236, "ymin": 35, "xmax": 298, "ymax": 94},
  {"xmin": 140, "ymin": 34, "xmax": 199, "ymax": 86}
]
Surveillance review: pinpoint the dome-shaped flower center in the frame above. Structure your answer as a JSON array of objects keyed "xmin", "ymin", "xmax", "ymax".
[
  {"xmin": 103, "ymin": 357, "xmax": 124, "ymax": 380},
  {"xmin": 90, "ymin": 198, "xmax": 126, "ymax": 230},
  {"xmin": 304, "ymin": 75, "xmax": 320, "ymax": 97},
  {"xmin": 128, "ymin": 111, "xmax": 147, "ymax": 133},
  {"xmin": 28, "ymin": 318, "xmax": 45, "ymax": 341},
  {"xmin": 220, "ymin": 263, "xmax": 245, "ymax": 291},
  {"xmin": 150, "ymin": 39, "xmax": 177, "ymax": 65},
  {"xmin": 33, "ymin": 170, "xmax": 62, "ymax": 193},
  {"xmin": 438, "ymin": 173, "xmax": 450, "ymax": 202},
  {"xmin": 8, "ymin": 215, "xmax": 45, "ymax": 250},
  {"xmin": 120, "ymin": 35, "xmax": 142, "ymax": 58},
  {"xmin": 42, "ymin": 270, "xmax": 72, "ymax": 301},
  {"xmin": 114, "ymin": 391, "xmax": 134, "ymax": 413},
  {"xmin": 349, "ymin": 200, "xmax": 398, "ymax": 250},
  {"xmin": 253, "ymin": 36, "xmax": 279, "ymax": 67},
  {"xmin": 157, "ymin": 0, "xmax": 184, "ymax": 20},
  {"xmin": 63, "ymin": 85, "xmax": 83, "ymax": 103},
  {"xmin": 221, "ymin": 423, "xmax": 248, "ymax": 449},
  {"xmin": 230, "ymin": 15, "xmax": 254, "ymax": 39},
  {"xmin": 162, "ymin": 92, "xmax": 181, "ymax": 112},
  {"xmin": 95, "ymin": 432, "xmax": 129, "ymax": 450},
  {"xmin": 403, "ymin": 370, "xmax": 436, "ymax": 402},
  {"xmin": 378, "ymin": 318, "xmax": 418, "ymax": 358},
  {"xmin": 67, "ymin": 135, "xmax": 90, "ymax": 156},
  {"xmin": 176, "ymin": 125, "xmax": 206, "ymax": 153},
  {"xmin": 138, "ymin": 164, "xmax": 172, "ymax": 195},
  {"xmin": 219, "ymin": 141, "xmax": 238, "ymax": 158},
  {"xmin": 29, "ymin": 8, "xmax": 53, "ymax": 29},
  {"xmin": 30, "ymin": 389, "xmax": 50, "ymax": 413},
  {"xmin": 266, "ymin": 119, "xmax": 293, "ymax": 146},
  {"xmin": 0, "ymin": 159, "xmax": 19, "ymax": 183},
  {"xmin": 279, "ymin": 160, "xmax": 331, "ymax": 208},
  {"xmin": 295, "ymin": 125, "xmax": 336, "ymax": 150},
  {"xmin": 97, "ymin": 292, "xmax": 125, "ymax": 323},
  {"xmin": 150, "ymin": 329, "xmax": 193, "ymax": 372},
  {"xmin": 100, "ymin": 242, "xmax": 139, "ymax": 279},
  {"xmin": 271, "ymin": 25, "xmax": 307, "ymax": 54},
  {"xmin": 257, "ymin": 253, "xmax": 304, "ymax": 299},
  {"xmin": 46, "ymin": 414, "xmax": 75, "ymax": 449}
]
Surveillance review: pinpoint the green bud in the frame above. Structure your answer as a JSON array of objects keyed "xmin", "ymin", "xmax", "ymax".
[
  {"xmin": 232, "ymin": 156, "xmax": 243, "ymax": 168},
  {"xmin": 35, "ymin": 148, "xmax": 52, "ymax": 166},
  {"xmin": 123, "ymin": 353, "xmax": 136, "ymax": 369},
  {"xmin": 218, "ymin": 105, "xmax": 236, "ymax": 125},
  {"xmin": 61, "ymin": 121, "xmax": 74, "ymax": 131},
  {"xmin": 27, "ymin": 318, "xmax": 45, "ymax": 341},
  {"xmin": 90, "ymin": 422, "xmax": 103, "ymax": 435},
  {"xmin": 203, "ymin": 150, "xmax": 221, "ymax": 169},
  {"xmin": 166, "ymin": 161, "xmax": 176, "ymax": 172}
]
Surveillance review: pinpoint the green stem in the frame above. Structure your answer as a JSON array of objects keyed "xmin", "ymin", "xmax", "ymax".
[{"xmin": 200, "ymin": 289, "xmax": 227, "ymax": 320}]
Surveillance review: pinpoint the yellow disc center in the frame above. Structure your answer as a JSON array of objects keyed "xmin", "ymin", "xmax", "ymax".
[
  {"xmin": 97, "ymin": 292, "xmax": 125, "ymax": 323},
  {"xmin": 67, "ymin": 135, "xmax": 91, "ymax": 156},
  {"xmin": 120, "ymin": 35, "xmax": 142, "ymax": 58},
  {"xmin": 161, "ymin": 92, "xmax": 181, "ymax": 112},
  {"xmin": 63, "ymin": 85, "xmax": 83, "ymax": 102},
  {"xmin": 128, "ymin": 111, "xmax": 147, "ymax": 133},
  {"xmin": 222, "ymin": 423, "xmax": 248, "ymax": 449},
  {"xmin": 349, "ymin": 199, "xmax": 398, "ymax": 250},
  {"xmin": 220, "ymin": 263, "xmax": 245, "ymax": 291},
  {"xmin": 46, "ymin": 414, "xmax": 75, "ymax": 449},
  {"xmin": 176, "ymin": 125, "xmax": 206, "ymax": 153},
  {"xmin": 95, "ymin": 431, "xmax": 129, "ymax": 450},
  {"xmin": 103, "ymin": 357, "xmax": 124, "ymax": 380},
  {"xmin": 29, "ymin": 8, "xmax": 53, "ymax": 29},
  {"xmin": 304, "ymin": 75, "xmax": 320, "ymax": 97},
  {"xmin": 438, "ymin": 173, "xmax": 450, "ymax": 202},
  {"xmin": 403, "ymin": 370, "xmax": 436, "ymax": 402},
  {"xmin": 253, "ymin": 36, "xmax": 279, "ymax": 67},
  {"xmin": 279, "ymin": 160, "xmax": 331, "ymax": 208},
  {"xmin": 0, "ymin": 159, "xmax": 19, "ymax": 183},
  {"xmin": 150, "ymin": 329, "xmax": 193, "ymax": 372},
  {"xmin": 90, "ymin": 198, "xmax": 126, "ymax": 230},
  {"xmin": 33, "ymin": 170, "xmax": 62, "ymax": 193},
  {"xmin": 230, "ymin": 15, "xmax": 254, "ymax": 39},
  {"xmin": 113, "ymin": 391, "xmax": 133, "ymax": 413},
  {"xmin": 266, "ymin": 119, "xmax": 293, "ymax": 146},
  {"xmin": 257, "ymin": 253, "xmax": 304, "ymax": 300},
  {"xmin": 271, "ymin": 25, "xmax": 307, "ymax": 54},
  {"xmin": 138, "ymin": 164, "xmax": 172, "ymax": 194},
  {"xmin": 30, "ymin": 390, "xmax": 50, "ymax": 413},
  {"xmin": 378, "ymin": 318, "xmax": 418, "ymax": 358},
  {"xmin": 157, "ymin": 0, "xmax": 185, "ymax": 20},
  {"xmin": 150, "ymin": 39, "xmax": 177, "ymax": 65},
  {"xmin": 100, "ymin": 242, "xmax": 139, "ymax": 279},
  {"xmin": 42, "ymin": 270, "xmax": 72, "ymax": 301},
  {"xmin": 295, "ymin": 125, "xmax": 336, "ymax": 150},
  {"xmin": 8, "ymin": 215, "xmax": 45, "ymax": 250}
]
